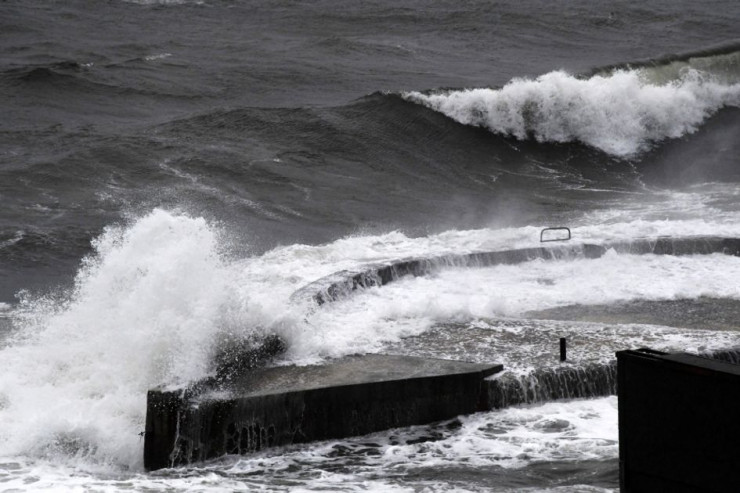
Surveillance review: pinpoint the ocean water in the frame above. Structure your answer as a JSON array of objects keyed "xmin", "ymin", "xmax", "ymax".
[{"xmin": 1, "ymin": 0, "xmax": 740, "ymax": 490}]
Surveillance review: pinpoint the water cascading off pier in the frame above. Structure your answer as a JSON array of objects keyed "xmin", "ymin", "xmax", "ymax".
[{"xmin": 145, "ymin": 235, "xmax": 740, "ymax": 470}]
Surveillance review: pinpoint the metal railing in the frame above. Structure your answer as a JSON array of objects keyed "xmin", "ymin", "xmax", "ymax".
[{"xmin": 540, "ymin": 227, "xmax": 571, "ymax": 243}]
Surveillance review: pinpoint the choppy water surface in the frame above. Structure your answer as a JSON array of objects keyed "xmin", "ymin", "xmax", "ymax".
[{"xmin": 2, "ymin": 0, "xmax": 740, "ymax": 490}]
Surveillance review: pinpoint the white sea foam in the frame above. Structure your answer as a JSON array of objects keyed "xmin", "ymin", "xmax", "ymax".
[
  {"xmin": 397, "ymin": 396, "xmax": 619, "ymax": 469},
  {"xmin": 1, "ymin": 194, "xmax": 739, "ymax": 473},
  {"xmin": 404, "ymin": 69, "xmax": 740, "ymax": 157},
  {"xmin": 289, "ymin": 252, "xmax": 740, "ymax": 362},
  {"xmin": 0, "ymin": 397, "xmax": 617, "ymax": 491},
  {"xmin": 0, "ymin": 230, "xmax": 24, "ymax": 250}
]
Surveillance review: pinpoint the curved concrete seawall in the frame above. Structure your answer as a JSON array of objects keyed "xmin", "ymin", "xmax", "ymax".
[{"xmin": 292, "ymin": 236, "xmax": 740, "ymax": 305}]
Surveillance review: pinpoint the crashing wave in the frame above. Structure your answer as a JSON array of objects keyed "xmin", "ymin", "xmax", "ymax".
[{"xmin": 404, "ymin": 54, "xmax": 740, "ymax": 157}]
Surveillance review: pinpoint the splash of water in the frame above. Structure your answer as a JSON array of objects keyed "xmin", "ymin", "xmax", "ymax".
[{"xmin": 0, "ymin": 210, "xmax": 245, "ymax": 468}]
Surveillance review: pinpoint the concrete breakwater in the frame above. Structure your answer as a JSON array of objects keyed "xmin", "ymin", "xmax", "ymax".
[
  {"xmin": 144, "ymin": 355, "xmax": 502, "ymax": 470},
  {"xmin": 293, "ymin": 236, "xmax": 740, "ymax": 305},
  {"xmin": 144, "ymin": 236, "xmax": 740, "ymax": 470},
  {"xmin": 144, "ymin": 346, "xmax": 740, "ymax": 470}
]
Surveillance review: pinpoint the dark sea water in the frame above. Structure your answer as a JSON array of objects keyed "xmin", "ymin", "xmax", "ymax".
[{"xmin": 1, "ymin": 1, "xmax": 739, "ymax": 491}]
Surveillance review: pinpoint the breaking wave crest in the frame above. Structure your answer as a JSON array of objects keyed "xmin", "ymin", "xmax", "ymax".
[{"xmin": 404, "ymin": 67, "xmax": 740, "ymax": 157}]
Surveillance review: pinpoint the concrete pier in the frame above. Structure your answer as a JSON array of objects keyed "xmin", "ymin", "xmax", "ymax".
[
  {"xmin": 145, "ymin": 346, "xmax": 740, "ymax": 470},
  {"xmin": 144, "ymin": 355, "xmax": 502, "ymax": 470}
]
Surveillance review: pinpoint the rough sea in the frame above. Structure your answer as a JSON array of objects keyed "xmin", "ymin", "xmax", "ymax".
[{"xmin": 1, "ymin": 1, "xmax": 740, "ymax": 491}]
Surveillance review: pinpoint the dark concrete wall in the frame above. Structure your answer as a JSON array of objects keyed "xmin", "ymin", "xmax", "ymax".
[
  {"xmin": 617, "ymin": 349, "xmax": 740, "ymax": 493},
  {"xmin": 145, "ymin": 346, "xmax": 740, "ymax": 471},
  {"xmin": 144, "ymin": 388, "xmax": 187, "ymax": 471},
  {"xmin": 145, "ymin": 358, "xmax": 501, "ymax": 470}
]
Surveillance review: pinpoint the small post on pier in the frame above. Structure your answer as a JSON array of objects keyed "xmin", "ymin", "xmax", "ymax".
[{"xmin": 559, "ymin": 337, "xmax": 567, "ymax": 362}]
